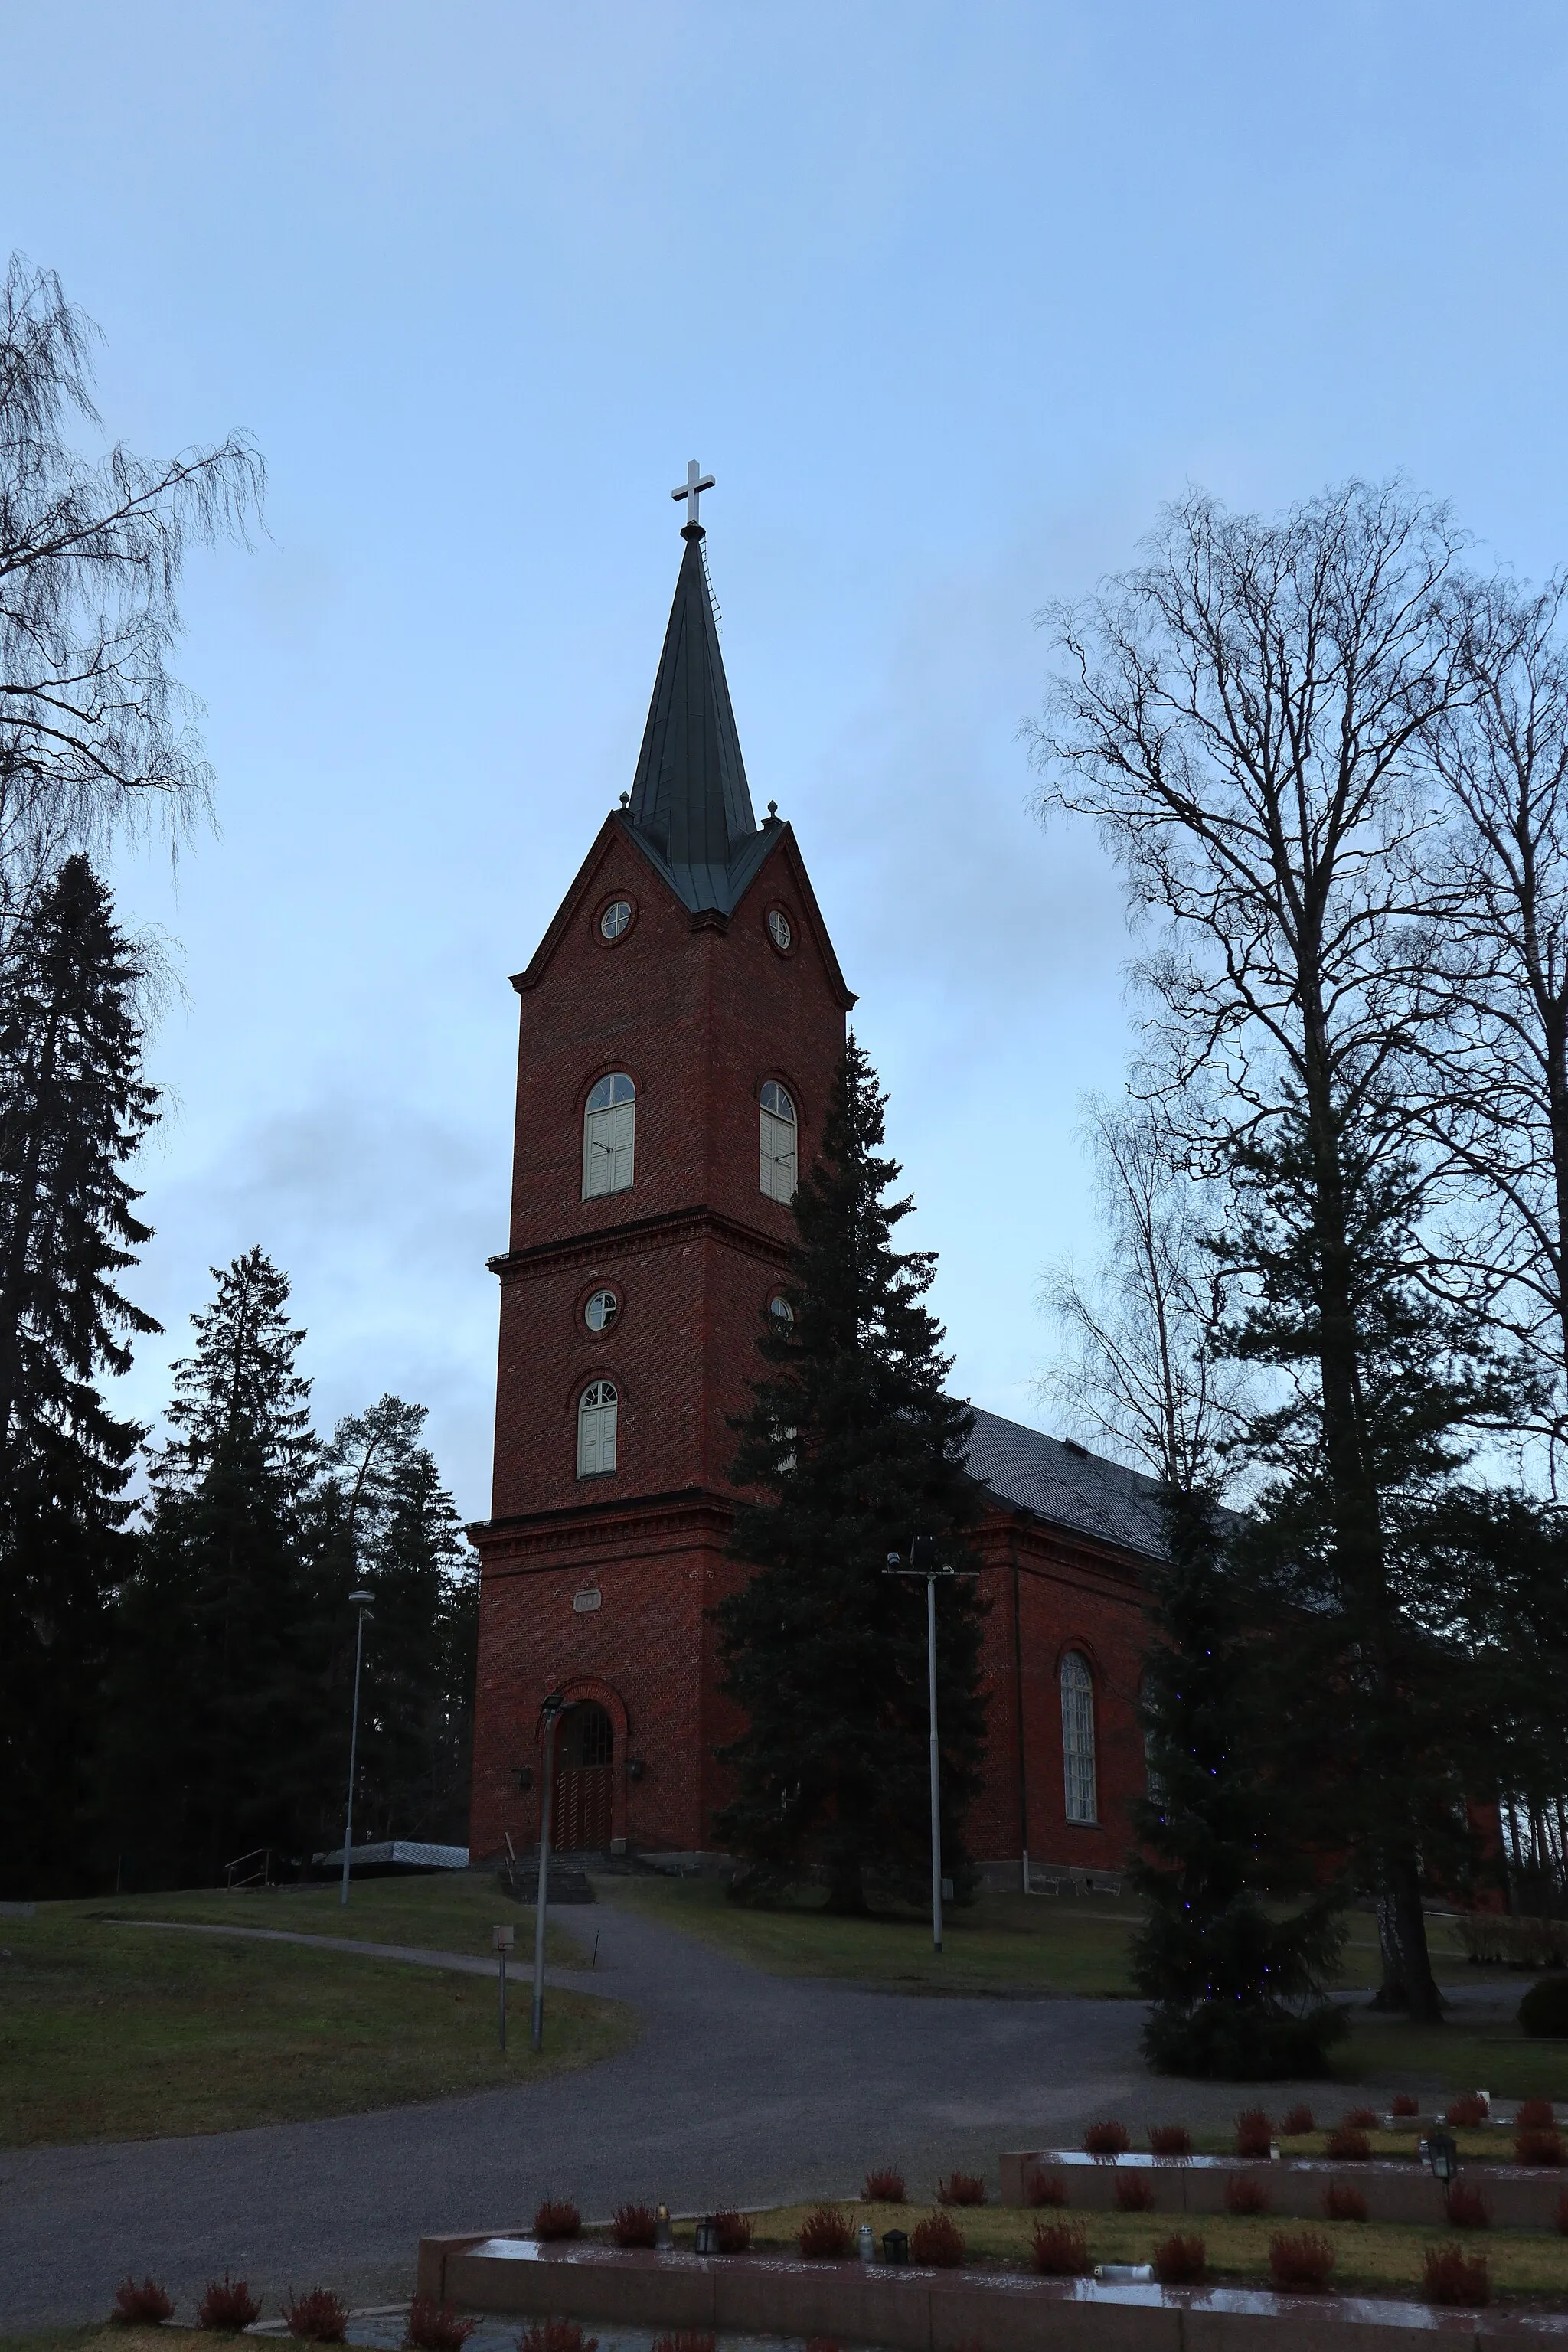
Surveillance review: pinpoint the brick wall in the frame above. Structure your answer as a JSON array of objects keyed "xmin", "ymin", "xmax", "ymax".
[{"xmin": 470, "ymin": 814, "xmax": 1155, "ymax": 1878}]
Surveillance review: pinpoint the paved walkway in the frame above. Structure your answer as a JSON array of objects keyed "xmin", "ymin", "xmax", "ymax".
[{"xmin": 0, "ymin": 1897, "xmax": 1475, "ymax": 2332}]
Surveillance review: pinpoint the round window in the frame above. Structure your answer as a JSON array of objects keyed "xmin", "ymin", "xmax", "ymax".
[
  {"xmin": 769, "ymin": 1294, "xmax": 795, "ymax": 1323},
  {"xmin": 767, "ymin": 907, "xmax": 792, "ymax": 953},
  {"xmin": 585, "ymin": 1288, "xmax": 619, "ymax": 1334},
  {"xmin": 600, "ymin": 900, "xmax": 632, "ymax": 941}
]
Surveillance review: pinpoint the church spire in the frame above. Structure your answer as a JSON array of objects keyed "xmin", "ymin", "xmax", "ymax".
[{"xmin": 622, "ymin": 470, "xmax": 767, "ymax": 914}]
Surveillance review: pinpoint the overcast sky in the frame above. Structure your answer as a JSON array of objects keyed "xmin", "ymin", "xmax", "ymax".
[{"xmin": 7, "ymin": 3, "xmax": 1568, "ymax": 1517}]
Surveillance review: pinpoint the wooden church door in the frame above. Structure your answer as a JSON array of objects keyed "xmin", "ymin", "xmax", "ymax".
[{"xmin": 551, "ymin": 1700, "xmax": 614, "ymax": 1852}]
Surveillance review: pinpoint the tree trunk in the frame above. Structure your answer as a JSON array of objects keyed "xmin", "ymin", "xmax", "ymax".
[
  {"xmin": 1387, "ymin": 1849, "xmax": 1446, "ymax": 2024},
  {"xmin": 0, "ymin": 992, "xmax": 60, "ymax": 1459},
  {"xmin": 1301, "ymin": 988, "xmax": 1446, "ymax": 2023},
  {"xmin": 1369, "ymin": 1893, "xmax": 1409, "ymax": 2010}
]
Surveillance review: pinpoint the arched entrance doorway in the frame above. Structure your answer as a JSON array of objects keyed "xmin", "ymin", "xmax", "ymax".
[{"xmin": 551, "ymin": 1700, "xmax": 615, "ymax": 1852}]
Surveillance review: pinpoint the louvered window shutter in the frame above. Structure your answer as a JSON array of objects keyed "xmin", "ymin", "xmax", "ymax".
[
  {"xmin": 760, "ymin": 1109, "xmax": 797, "ymax": 1201},
  {"xmin": 577, "ymin": 1383, "xmax": 618, "ymax": 1475},
  {"xmin": 583, "ymin": 1100, "xmax": 636, "ymax": 1197},
  {"xmin": 608, "ymin": 1099, "xmax": 635, "ymax": 1191}
]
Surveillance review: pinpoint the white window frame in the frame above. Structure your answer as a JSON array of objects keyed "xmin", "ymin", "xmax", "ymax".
[
  {"xmin": 1060, "ymin": 1650, "xmax": 1098, "ymax": 1824},
  {"xmin": 760, "ymin": 1080, "xmax": 797, "ymax": 1202},
  {"xmin": 583, "ymin": 1073, "xmax": 635, "ymax": 1200},
  {"xmin": 577, "ymin": 1380, "xmax": 619, "ymax": 1477}
]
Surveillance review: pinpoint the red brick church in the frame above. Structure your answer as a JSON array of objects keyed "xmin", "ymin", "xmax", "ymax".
[{"xmin": 468, "ymin": 483, "xmax": 1164, "ymax": 1890}]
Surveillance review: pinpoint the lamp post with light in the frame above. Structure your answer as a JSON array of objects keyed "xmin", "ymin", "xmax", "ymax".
[
  {"xmin": 531, "ymin": 1692, "xmax": 573, "ymax": 2051},
  {"xmin": 884, "ymin": 1536, "xmax": 977, "ymax": 1954},
  {"xmin": 339, "ymin": 1588, "xmax": 374, "ymax": 1907}
]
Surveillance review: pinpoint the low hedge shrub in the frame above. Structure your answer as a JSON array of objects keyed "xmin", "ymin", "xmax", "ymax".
[
  {"xmin": 910, "ymin": 2213, "xmax": 965, "ymax": 2269},
  {"xmin": 533, "ymin": 2200, "xmax": 581, "ymax": 2241},
  {"xmin": 1152, "ymin": 2236, "xmax": 1206, "ymax": 2286},
  {"xmin": 1030, "ymin": 2222, "xmax": 1089, "ymax": 2277},
  {"xmin": 403, "ymin": 2299, "xmax": 476, "ymax": 2352},
  {"xmin": 113, "ymin": 2279, "xmax": 174, "ymax": 2326},
  {"xmin": 1269, "ymin": 2233, "xmax": 1334, "ymax": 2292},
  {"xmin": 1424, "ymin": 2246, "xmax": 1489, "ymax": 2307},
  {"xmin": 197, "ymin": 2277, "xmax": 262, "ymax": 2332},
  {"xmin": 283, "ymin": 2288, "xmax": 349, "ymax": 2344},
  {"xmin": 798, "ymin": 2207, "xmax": 854, "ymax": 2260}
]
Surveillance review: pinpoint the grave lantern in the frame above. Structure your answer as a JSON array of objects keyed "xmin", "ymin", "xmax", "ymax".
[
  {"xmin": 1423, "ymin": 2129, "xmax": 1458, "ymax": 2185},
  {"xmin": 882, "ymin": 2230, "xmax": 909, "ymax": 2266},
  {"xmin": 694, "ymin": 2218, "xmax": 719, "ymax": 2256}
]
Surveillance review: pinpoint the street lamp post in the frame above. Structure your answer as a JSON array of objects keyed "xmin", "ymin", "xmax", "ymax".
[
  {"xmin": 531, "ymin": 1693, "xmax": 572, "ymax": 2052},
  {"xmin": 885, "ymin": 1536, "xmax": 976, "ymax": 1953},
  {"xmin": 340, "ymin": 1589, "xmax": 374, "ymax": 1907}
]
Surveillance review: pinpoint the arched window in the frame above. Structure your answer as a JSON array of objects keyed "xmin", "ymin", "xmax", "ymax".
[
  {"xmin": 583, "ymin": 1073, "xmax": 635, "ymax": 1199},
  {"xmin": 577, "ymin": 1380, "xmax": 619, "ymax": 1476},
  {"xmin": 1060, "ymin": 1651, "xmax": 1098, "ymax": 1824},
  {"xmin": 760, "ymin": 1080, "xmax": 797, "ymax": 1201}
]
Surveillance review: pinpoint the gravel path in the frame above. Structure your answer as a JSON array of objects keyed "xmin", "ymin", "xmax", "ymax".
[{"xmin": 0, "ymin": 1897, "xmax": 1478, "ymax": 2332}]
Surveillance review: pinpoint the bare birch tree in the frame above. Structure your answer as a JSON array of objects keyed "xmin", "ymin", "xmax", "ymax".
[
  {"xmin": 1042, "ymin": 1093, "xmax": 1246, "ymax": 1494},
  {"xmin": 0, "ymin": 254, "xmax": 263, "ymax": 961},
  {"xmin": 1418, "ymin": 574, "xmax": 1568, "ymax": 1471},
  {"xmin": 1028, "ymin": 479, "xmax": 1487, "ymax": 2024}
]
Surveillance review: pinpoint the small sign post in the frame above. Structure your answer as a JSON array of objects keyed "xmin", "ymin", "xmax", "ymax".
[{"xmin": 493, "ymin": 1923, "xmax": 514, "ymax": 2050}]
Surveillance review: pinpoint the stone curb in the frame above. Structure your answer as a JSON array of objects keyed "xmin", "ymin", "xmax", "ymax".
[{"xmin": 416, "ymin": 2235, "xmax": 1568, "ymax": 2349}]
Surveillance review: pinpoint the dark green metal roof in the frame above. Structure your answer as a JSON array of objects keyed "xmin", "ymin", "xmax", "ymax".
[{"xmin": 624, "ymin": 526, "xmax": 771, "ymax": 915}]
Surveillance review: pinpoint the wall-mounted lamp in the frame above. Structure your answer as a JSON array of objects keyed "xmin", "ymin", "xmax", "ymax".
[
  {"xmin": 511, "ymin": 1766, "xmax": 534, "ymax": 1792},
  {"xmin": 627, "ymin": 1757, "xmax": 648, "ymax": 1782}
]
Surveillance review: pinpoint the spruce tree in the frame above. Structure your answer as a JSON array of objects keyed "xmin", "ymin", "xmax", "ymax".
[
  {"xmin": 0, "ymin": 856, "xmax": 160, "ymax": 1896},
  {"xmin": 323, "ymin": 1397, "xmax": 477, "ymax": 1845},
  {"xmin": 714, "ymin": 1037, "xmax": 987, "ymax": 1914},
  {"xmin": 106, "ymin": 1249, "xmax": 326, "ymax": 1886},
  {"xmin": 1132, "ymin": 1485, "xmax": 1348, "ymax": 2078},
  {"xmin": 1214, "ymin": 1107, "xmax": 1521, "ymax": 2017}
]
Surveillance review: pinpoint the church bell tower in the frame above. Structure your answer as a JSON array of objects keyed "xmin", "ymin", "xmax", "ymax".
[{"xmin": 469, "ymin": 474, "xmax": 854, "ymax": 1864}]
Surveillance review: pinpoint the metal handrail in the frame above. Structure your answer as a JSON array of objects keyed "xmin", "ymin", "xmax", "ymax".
[{"xmin": 225, "ymin": 1847, "xmax": 273, "ymax": 1889}]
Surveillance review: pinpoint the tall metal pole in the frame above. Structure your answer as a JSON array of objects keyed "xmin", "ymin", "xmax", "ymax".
[
  {"xmin": 531, "ymin": 1697, "xmax": 566, "ymax": 2053},
  {"xmin": 340, "ymin": 1592, "xmax": 373, "ymax": 1907},
  {"xmin": 887, "ymin": 1542, "xmax": 975, "ymax": 1955},
  {"xmin": 926, "ymin": 1567, "xmax": 942, "ymax": 1954}
]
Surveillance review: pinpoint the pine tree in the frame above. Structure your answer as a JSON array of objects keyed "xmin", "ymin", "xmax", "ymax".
[
  {"xmin": 106, "ymin": 1249, "xmax": 327, "ymax": 1886},
  {"xmin": 0, "ymin": 856, "xmax": 160, "ymax": 1896},
  {"xmin": 1132, "ymin": 1485, "xmax": 1348, "ymax": 2078},
  {"xmin": 323, "ymin": 1397, "xmax": 477, "ymax": 1845},
  {"xmin": 714, "ymin": 1038, "xmax": 987, "ymax": 1914}
]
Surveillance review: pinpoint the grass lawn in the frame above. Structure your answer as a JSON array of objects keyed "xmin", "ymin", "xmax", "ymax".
[
  {"xmin": 738, "ymin": 2199, "xmax": 1568, "ymax": 2298},
  {"xmin": 0, "ymin": 1900, "xmax": 632, "ymax": 2147},
  {"xmin": 596, "ymin": 1874, "xmax": 1144, "ymax": 1994},
  {"xmin": 1331, "ymin": 2007, "xmax": 1568, "ymax": 2101},
  {"xmin": 77, "ymin": 1871, "xmax": 593, "ymax": 1967},
  {"xmin": 596, "ymin": 1875, "xmax": 1510, "ymax": 2002}
]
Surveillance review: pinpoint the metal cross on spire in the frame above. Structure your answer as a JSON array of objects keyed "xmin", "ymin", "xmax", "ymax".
[{"xmin": 672, "ymin": 458, "xmax": 715, "ymax": 528}]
